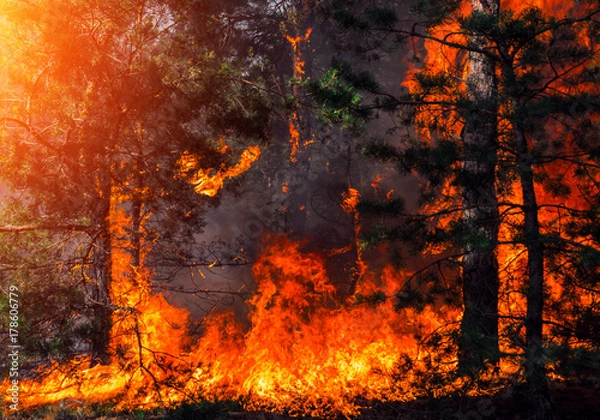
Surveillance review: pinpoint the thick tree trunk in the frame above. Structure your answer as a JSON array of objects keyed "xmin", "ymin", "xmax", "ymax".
[{"xmin": 458, "ymin": 0, "xmax": 501, "ymax": 372}]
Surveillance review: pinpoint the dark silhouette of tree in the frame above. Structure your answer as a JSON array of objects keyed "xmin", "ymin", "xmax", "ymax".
[{"xmin": 314, "ymin": 1, "xmax": 600, "ymax": 418}]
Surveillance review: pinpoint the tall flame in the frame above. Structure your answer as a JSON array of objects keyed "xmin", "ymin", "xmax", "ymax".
[
  {"xmin": 186, "ymin": 237, "xmax": 462, "ymax": 417},
  {"xmin": 4, "ymin": 0, "xmax": 598, "ymax": 417},
  {"xmin": 13, "ymin": 187, "xmax": 191, "ymax": 409}
]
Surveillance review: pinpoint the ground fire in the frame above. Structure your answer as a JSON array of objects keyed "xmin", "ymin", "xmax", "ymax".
[{"xmin": 1, "ymin": 0, "xmax": 599, "ymax": 418}]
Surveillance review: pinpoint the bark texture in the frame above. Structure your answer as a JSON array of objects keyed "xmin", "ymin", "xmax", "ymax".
[
  {"xmin": 89, "ymin": 183, "xmax": 113, "ymax": 367},
  {"xmin": 515, "ymin": 122, "xmax": 553, "ymax": 420},
  {"xmin": 458, "ymin": 0, "xmax": 501, "ymax": 372}
]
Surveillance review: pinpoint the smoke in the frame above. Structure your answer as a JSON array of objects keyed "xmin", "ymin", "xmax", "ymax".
[{"xmin": 163, "ymin": 4, "xmax": 424, "ymax": 324}]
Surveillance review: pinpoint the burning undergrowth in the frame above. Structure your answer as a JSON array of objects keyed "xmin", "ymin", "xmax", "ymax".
[{"xmin": 9, "ymin": 226, "xmax": 466, "ymax": 418}]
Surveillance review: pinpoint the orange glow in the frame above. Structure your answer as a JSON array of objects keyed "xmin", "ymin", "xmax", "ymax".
[
  {"xmin": 9, "ymin": 229, "xmax": 465, "ymax": 416},
  {"xmin": 177, "ymin": 146, "xmax": 261, "ymax": 197},
  {"xmin": 3, "ymin": 1, "xmax": 598, "ymax": 417},
  {"xmin": 288, "ymin": 113, "xmax": 302, "ymax": 163},
  {"xmin": 284, "ymin": 28, "xmax": 312, "ymax": 76},
  {"xmin": 12, "ymin": 187, "xmax": 191, "ymax": 409},
  {"xmin": 186, "ymin": 237, "xmax": 462, "ymax": 417},
  {"xmin": 371, "ymin": 174, "xmax": 383, "ymax": 197},
  {"xmin": 342, "ymin": 188, "xmax": 367, "ymax": 283},
  {"xmin": 285, "ymin": 28, "xmax": 312, "ymax": 162},
  {"xmin": 403, "ymin": 0, "xmax": 599, "ymax": 376}
]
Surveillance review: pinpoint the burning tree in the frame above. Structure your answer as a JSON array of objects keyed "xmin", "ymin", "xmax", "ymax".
[
  {"xmin": 0, "ymin": 0, "xmax": 599, "ymax": 418},
  {"xmin": 317, "ymin": 0, "xmax": 600, "ymax": 417},
  {"xmin": 0, "ymin": 0, "xmax": 268, "ymax": 366}
]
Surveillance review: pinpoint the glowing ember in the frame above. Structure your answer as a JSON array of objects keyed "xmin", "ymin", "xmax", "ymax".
[
  {"xmin": 288, "ymin": 113, "xmax": 302, "ymax": 163},
  {"xmin": 284, "ymin": 28, "xmax": 312, "ymax": 77},
  {"xmin": 285, "ymin": 28, "xmax": 312, "ymax": 162}
]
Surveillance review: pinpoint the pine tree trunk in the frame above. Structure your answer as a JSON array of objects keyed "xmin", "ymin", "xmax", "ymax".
[
  {"xmin": 515, "ymin": 124, "xmax": 553, "ymax": 420},
  {"xmin": 89, "ymin": 187, "xmax": 112, "ymax": 367},
  {"xmin": 458, "ymin": 0, "xmax": 501, "ymax": 372},
  {"xmin": 498, "ymin": 47, "xmax": 554, "ymax": 416},
  {"xmin": 284, "ymin": 2, "xmax": 315, "ymax": 238}
]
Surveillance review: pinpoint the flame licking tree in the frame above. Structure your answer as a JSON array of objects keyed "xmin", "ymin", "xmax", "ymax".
[
  {"xmin": 324, "ymin": 0, "xmax": 600, "ymax": 418},
  {"xmin": 0, "ymin": 0, "xmax": 599, "ymax": 419}
]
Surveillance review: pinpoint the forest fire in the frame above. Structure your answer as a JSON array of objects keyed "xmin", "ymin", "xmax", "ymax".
[
  {"xmin": 6, "ymin": 179, "xmax": 463, "ymax": 415},
  {"xmin": 285, "ymin": 28, "xmax": 312, "ymax": 162},
  {"xmin": 7, "ymin": 221, "xmax": 464, "ymax": 417},
  {"xmin": 9, "ymin": 231, "xmax": 459, "ymax": 416},
  {"xmin": 1, "ymin": 0, "xmax": 598, "ymax": 418}
]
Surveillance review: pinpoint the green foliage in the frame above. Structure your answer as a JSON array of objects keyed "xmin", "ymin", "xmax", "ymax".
[{"xmin": 309, "ymin": 61, "xmax": 370, "ymax": 131}]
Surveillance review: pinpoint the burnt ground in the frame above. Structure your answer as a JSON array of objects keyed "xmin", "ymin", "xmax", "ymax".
[{"xmin": 5, "ymin": 383, "xmax": 600, "ymax": 420}]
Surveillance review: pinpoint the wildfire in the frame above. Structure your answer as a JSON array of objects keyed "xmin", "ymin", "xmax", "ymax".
[
  {"xmin": 288, "ymin": 112, "xmax": 302, "ymax": 163},
  {"xmin": 4, "ymin": 0, "xmax": 598, "ymax": 418},
  {"xmin": 403, "ymin": 0, "xmax": 599, "ymax": 373},
  {"xmin": 186, "ymin": 237, "xmax": 460, "ymax": 417},
  {"xmin": 284, "ymin": 28, "xmax": 312, "ymax": 77},
  {"xmin": 9, "ymin": 227, "xmax": 462, "ymax": 417},
  {"xmin": 15, "ymin": 188, "xmax": 191, "ymax": 409},
  {"xmin": 341, "ymin": 188, "xmax": 367, "ymax": 280}
]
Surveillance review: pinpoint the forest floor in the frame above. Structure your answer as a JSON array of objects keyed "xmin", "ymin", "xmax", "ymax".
[{"xmin": 6, "ymin": 382, "xmax": 600, "ymax": 420}]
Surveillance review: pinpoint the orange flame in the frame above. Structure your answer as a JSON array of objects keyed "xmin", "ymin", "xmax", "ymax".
[
  {"xmin": 284, "ymin": 28, "xmax": 312, "ymax": 77},
  {"xmin": 186, "ymin": 237, "xmax": 461, "ymax": 417},
  {"xmin": 288, "ymin": 112, "xmax": 302, "ymax": 163},
  {"xmin": 10, "ymin": 231, "xmax": 464, "ymax": 416},
  {"xmin": 12, "ymin": 187, "xmax": 191, "ymax": 410},
  {"xmin": 285, "ymin": 28, "xmax": 312, "ymax": 162},
  {"xmin": 342, "ymin": 188, "xmax": 367, "ymax": 289},
  {"xmin": 177, "ymin": 146, "xmax": 261, "ymax": 197},
  {"xmin": 403, "ymin": 0, "xmax": 600, "ymax": 369},
  {"xmin": 5, "ymin": 1, "xmax": 598, "ymax": 417}
]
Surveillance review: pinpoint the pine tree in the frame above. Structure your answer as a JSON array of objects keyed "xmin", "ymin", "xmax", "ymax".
[
  {"xmin": 316, "ymin": 1, "xmax": 600, "ymax": 417},
  {"xmin": 0, "ymin": 0, "xmax": 272, "ymax": 364}
]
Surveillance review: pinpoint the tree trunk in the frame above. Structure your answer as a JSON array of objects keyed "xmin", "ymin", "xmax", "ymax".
[
  {"xmin": 497, "ymin": 46, "xmax": 553, "ymax": 416},
  {"xmin": 515, "ymin": 124, "xmax": 553, "ymax": 420},
  {"xmin": 458, "ymin": 0, "xmax": 501, "ymax": 373},
  {"xmin": 283, "ymin": 2, "xmax": 315, "ymax": 238},
  {"xmin": 89, "ymin": 185, "xmax": 113, "ymax": 367}
]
